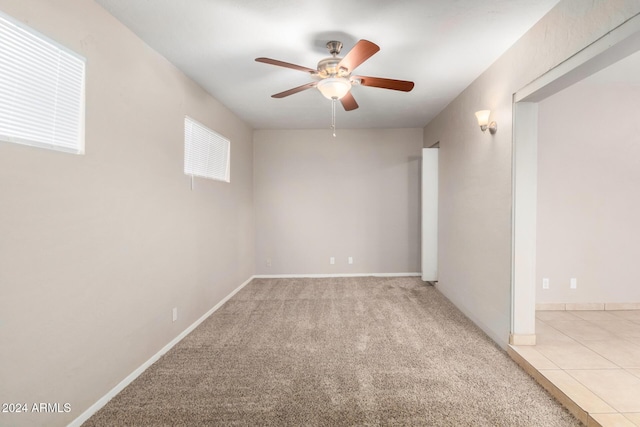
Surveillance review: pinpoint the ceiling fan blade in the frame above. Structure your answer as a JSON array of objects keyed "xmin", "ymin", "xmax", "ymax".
[
  {"xmin": 271, "ymin": 82, "xmax": 318, "ymax": 98},
  {"xmin": 356, "ymin": 76, "xmax": 415, "ymax": 92},
  {"xmin": 255, "ymin": 57, "xmax": 317, "ymax": 74},
  {"xmin": 338, "ymin": 40, "xmax": 380, "ymax": 73},
  {"xmin": 340, "ymin": 91, "xmax": 359, "ymax": 111}
]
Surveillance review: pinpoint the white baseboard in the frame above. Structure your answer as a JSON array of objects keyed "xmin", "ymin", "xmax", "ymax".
[
  {"xmin": 509, "ymin": 333, "xmax": 537, "ymax": 346},
  {"xmin": 536, "ymin": 302, "xmax": 640, "ymax": 311},
  {"xmin": 253, "ymin": 272, "xmax": 422, "ymax": 279},
  {"xmin": 605, "ymin": 302, "xmax": 640, "ymax": 310},
  {"xmin": 68, "ymin": 275, "xmax": 255, "ymax": 427}
]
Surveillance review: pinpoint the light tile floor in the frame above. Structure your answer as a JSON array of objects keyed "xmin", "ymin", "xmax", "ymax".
[{"xmin": 508, "ymin": 310, "xmax": 640, "ymax": 427}]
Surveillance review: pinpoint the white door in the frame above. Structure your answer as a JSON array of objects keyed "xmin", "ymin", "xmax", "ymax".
[{"xmin": 422, "ymin": 148, "xmax": 438, "ymax": 282}]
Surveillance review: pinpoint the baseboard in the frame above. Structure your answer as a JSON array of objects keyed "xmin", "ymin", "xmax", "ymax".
[
  {"xmin": 605, "ymin": 302, "xmax": 640, "ymax": 310},
  {"xmin": 535, "ymin": 303, "xmax": 567, "ymax": 311},
  {"xmin": 536, "ymin": 302, "xmax": 640, "ymax": 311},
  {"xmin": 68, "ymin": 275, "xmax": 255, "ymax": 427},
  {"xmin": 434, "ymin": 282, "xmax": 508, "ymax": 350},
  {"xmin": 509, "ymin": 333, "xmax": 536, "ymax": 346},
  {"xmin": 253, "ymin": 272, "xmax": 422, "ymax": 279}
]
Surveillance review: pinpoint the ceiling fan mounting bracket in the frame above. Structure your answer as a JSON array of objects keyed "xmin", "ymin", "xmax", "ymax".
[{"xmin": 326, "ymin": 40, "xmax": 343, "ymax": 56}]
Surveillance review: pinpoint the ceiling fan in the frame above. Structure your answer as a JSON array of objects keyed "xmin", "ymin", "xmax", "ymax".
[{"xmin": 255, "ymin": 39, "xmax": 415, "ymax": 113}]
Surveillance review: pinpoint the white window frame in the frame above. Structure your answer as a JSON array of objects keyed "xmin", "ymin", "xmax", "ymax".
[
  {"xmin": 184, "ymin": 116, "xmax": 230, "ymax": 183},
  {"xmin": 0, "ymin": 11, "xmax": 86, "ymax": 154}
]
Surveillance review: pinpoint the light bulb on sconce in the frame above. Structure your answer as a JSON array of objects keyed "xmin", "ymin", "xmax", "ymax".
[{"xmin": 475, "ymin": 110, "xmax": 497, "ymax": 134}]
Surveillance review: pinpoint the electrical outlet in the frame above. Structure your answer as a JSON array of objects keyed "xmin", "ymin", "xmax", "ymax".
[
  {"xmin": 266, "ymin": 258, "xmax": 272, "ymax": 267},
  {"xmin": 348, "ymin": 256, "xmax": 353, "ymax": 265},
  {"xmin": 172, "ymin": 307, "xmax": 178, "ymax": 322},
  {"xmin": 542, "ymin": 278, "xmax": 549, "ymax": 289},
  {"xmin": 330, "ymin": 257, "xmax": 335, "ymax": 265},
  {"xmin": 570, "ymin": 278, "xmax": 577, "ymax": 289}
]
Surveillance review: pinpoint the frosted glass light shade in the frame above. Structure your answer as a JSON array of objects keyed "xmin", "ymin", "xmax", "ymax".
[
  {"xmin": 474, "ymin": 109, "xmax": 497, "ymax": 134},
  {"xmin": 475, "ymin": 110, "xmax": 491, "ymax": 126},
  {"xmin": 317, "ymin": 78, "xmax": 352, "ymax": 99}
]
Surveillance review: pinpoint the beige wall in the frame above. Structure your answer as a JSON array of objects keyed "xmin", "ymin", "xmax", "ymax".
[
  {"xmin": 254, "ymin": 128, "xmax": 423, "ymax": 275},
  {"xmin": 0, "ymin": 1, "xmax": 254, "ymax": 426},
  {"xmin": 423, "ymin": 0, "xmax": 640, "ymax": 347},
  {"xmin": 537, "ymin": 82, "xmax": 640, "ymax": 304}
]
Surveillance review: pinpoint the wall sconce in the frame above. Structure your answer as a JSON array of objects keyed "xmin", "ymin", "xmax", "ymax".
[{"xmin": 475, "ymin": 110, "xmax": 497, "ymax": 134}]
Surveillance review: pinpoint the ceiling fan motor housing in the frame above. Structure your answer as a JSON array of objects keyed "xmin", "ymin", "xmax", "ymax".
[
  {"xmin": 317, "ymin": 57, "xmax": 349, "ymax": 78},
  {"xmin": 316, "ymin": 41, "xmax": 350, "ymax": 78}
]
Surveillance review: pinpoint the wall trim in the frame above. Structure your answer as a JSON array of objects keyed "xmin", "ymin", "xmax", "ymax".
[
  {"xmin": 253, "ymin": 273, "xmax": 422, "ymax": 279},
  {"xmin": 435, "ymin": 282, "xmax": 508, "ymax": 349},
  {"xmin": 536, "ymin": 302, "xmax": 640, "ymax": 311},
  {"xmin": 68, "ymin": 275, "xmax": 255, "ymax": 427},
  {"xmin": 509, "ymin": 333, "xmax": 536, "ymax": 346}
]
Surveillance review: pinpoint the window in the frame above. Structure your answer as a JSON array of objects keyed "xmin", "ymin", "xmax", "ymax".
[
  {"xmin": 184, "ymin": 116, "xmax": 230, "ymax": 183},
  {"xmin": 0, "ymin": 11, "xmax": 86, "ymax": 154}
]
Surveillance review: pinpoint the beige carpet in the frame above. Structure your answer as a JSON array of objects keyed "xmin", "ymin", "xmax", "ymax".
[{"xmin": 84, "ymin": 277, "xmax": 579, "ymax": 426}]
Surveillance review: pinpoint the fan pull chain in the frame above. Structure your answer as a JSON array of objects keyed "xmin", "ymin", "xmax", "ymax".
[{"xmin": 331, "ymin": 97, "xmax": 337, "ymax": 137}]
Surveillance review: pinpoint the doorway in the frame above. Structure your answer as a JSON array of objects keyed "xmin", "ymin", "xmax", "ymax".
[{"xmin": 511, "ymin": 14, "xmax": 640, "ymax": 344}]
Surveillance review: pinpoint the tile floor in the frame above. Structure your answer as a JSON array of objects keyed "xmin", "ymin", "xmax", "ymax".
[{"xmin": 508, "ymin": 310, "xmax": 640, "ymax": 427}]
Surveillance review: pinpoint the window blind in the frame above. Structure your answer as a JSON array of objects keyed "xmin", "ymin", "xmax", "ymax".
[
  {"xmin": 0, "ymin": 12, "xmax": 85, "ymax": 154},
  {"xmin": 184, "ymin": 116, "xmax": 230, "ymax": 183}
]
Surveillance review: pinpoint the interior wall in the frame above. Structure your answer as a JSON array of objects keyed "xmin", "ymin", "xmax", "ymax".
[
  {"xmin": 0, "ymin": 2, "xmax": 254, "ymax": 426},
  {"xmin": 536, "ymin": 82, "xmax": 640, "ymax": 304},
  {"xmin": 423, "ymin": 0, "xmax": 640, "ymax": 347},
  {"xmin": 254, "ymin": 128, "xmax": 423, "ymax": 275}
]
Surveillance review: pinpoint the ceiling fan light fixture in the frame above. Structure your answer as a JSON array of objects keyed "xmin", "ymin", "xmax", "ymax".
[{"xmin": 317, "ymin": 77, "xmax": 352, "ymax": 100}]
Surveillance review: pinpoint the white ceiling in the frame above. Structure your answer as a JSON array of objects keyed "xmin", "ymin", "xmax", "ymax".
[{"xmin": 95, "ymin": 0, "xmax": 561, "ymax": 130}]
